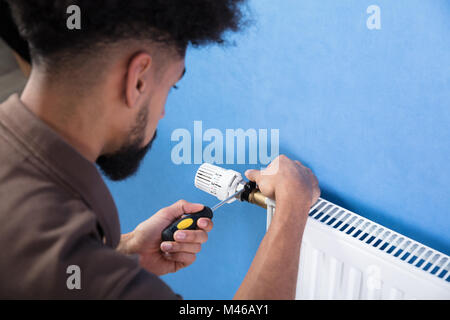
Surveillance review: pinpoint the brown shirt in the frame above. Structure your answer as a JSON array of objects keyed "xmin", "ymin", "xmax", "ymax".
[{"xmin": 0, "ymin": 94, "xmax": 179, "ymax": 299}]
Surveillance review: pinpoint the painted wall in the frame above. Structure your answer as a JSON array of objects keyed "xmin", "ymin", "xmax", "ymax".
[{"xmin": 106, "ymin": 0, "xmax": 450, "ymax": 299}]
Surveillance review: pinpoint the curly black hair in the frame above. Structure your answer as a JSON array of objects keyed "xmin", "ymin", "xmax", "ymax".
[{"xmin": 5, "ymin": 0, "xmax": 247, "ymax": 64}]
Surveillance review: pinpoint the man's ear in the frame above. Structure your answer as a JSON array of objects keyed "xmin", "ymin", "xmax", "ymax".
[{"xmin": 125, "ymin": 52, "xmax": 152, "ymax": 108}]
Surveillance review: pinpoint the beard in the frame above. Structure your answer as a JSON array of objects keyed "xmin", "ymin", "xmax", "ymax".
[{"xmin": 96, "ymin": 105, "xmax": 156, "ymax": 181}]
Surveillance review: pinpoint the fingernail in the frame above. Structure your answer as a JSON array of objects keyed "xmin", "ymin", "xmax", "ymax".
[
  {"xmin": 198, "ymin": 219, "xmax": 208, "ymax": 228},
  {"xmin": 161, "ymin": 242, "xmax": 172, "ymax": 251},
  {"xmin": 175, "ymin": 231, "xmax": 186, "ymax": 240}
]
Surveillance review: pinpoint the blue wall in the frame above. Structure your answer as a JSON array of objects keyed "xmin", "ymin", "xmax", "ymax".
[{"xmin": 106, "ymin": 0, "xmax": 450, "ymax": 299}]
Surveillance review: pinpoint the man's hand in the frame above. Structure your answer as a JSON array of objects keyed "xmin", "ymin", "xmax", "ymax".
[
  {"xmin": 117, "ymin": 200, "xmax": 213, "ymax": 276},
  {"xmin": 235, "ymin": 155, "xmax": 320, "ymax": 299},
  {"xmin": 245, "ymin": 155, "xmax": 320, "ymax": 211}
]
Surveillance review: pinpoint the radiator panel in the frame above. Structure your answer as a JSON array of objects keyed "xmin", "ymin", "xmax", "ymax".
[{"xmin": 267, "ymin": 198, "xmax": 450, "ymax": 299}]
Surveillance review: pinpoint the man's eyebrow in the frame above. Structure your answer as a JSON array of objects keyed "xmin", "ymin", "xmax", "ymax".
[{"xmin": 179, "ymin": 68, "xmax": 186, "ymax": 81}]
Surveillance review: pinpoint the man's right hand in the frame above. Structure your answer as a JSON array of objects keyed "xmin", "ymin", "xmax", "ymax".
[
  {"xmin": 245, "ymin": 155, "xmax": 320, "ymax": 212},
  {"xmin": 235, "ymin": 155, "xmax": 320, "ymax": 299}
]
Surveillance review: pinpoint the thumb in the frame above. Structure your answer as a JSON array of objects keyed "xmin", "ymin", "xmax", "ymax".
[
  {"xmin": 160, "ymin": 200, "xmax": 204, "ymax": 220},
  {"xmin": 245, "ymin": 169, "xmax": 261, "ymax": 183}
]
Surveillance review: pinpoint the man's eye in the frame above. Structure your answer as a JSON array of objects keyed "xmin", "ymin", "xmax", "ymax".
[{"xmin": 172, "ymin": 85, "xmax": 179, "ymax": 90}]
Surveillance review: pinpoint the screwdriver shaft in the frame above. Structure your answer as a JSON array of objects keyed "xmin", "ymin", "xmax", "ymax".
[{"xmin": 211, "ymin": 190, "xmax": 243, "ymax": 211}]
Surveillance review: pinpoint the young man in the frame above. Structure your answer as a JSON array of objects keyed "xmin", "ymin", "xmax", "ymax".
[{"xmin": 0, "ymin": 1, "xmax": 319, "ymax": 299}]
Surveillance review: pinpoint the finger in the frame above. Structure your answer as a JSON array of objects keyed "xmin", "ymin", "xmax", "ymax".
[
  {"xmin": 245, "ymin": 169, "xmax": 261, "ymax": 183},
  {"xmin": 163, "ymin": 200, "xmax": 205, "ymax": 220},
  {"xmin": 174, "ymin": 229, "xmax": 208, "ymax": 243},
  {"xmin": 295, "ymin": 160, "xmax": 309, "ymax": 170},
  {"xmin": 161, "ymin": 241, "xmax": 201, "ymax": 254},
  {"xmin": 197, "ymin": 218, "xmax": 213, "ymax": 232},
  {"xmin": 312, "ymin": 177, "xmax": 321, "ymax": 203},
  {"xmin": 182, "ymin": 201, "xmax": 205, "ymax": 214},
  {"xmin": 172, "ymin": 199, "xmax": 204, "ymax": 214},
  {"xmin": 164, "ymin": 252, "xmax": 196, "ymax": 265}
]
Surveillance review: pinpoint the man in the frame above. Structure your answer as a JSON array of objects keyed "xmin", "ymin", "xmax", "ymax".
[{"xmin": 0, "ymin": 1, "xmax": 320, "ymax": 299}]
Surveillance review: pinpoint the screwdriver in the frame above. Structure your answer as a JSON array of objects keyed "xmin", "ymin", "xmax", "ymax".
[{"xmin": 161, "ymin": 189, "xmax": 245, "ymax": 242}]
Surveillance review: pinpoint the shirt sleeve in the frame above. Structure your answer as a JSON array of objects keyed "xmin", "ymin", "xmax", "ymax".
[
  {"xmin": 60, "ymin": 221, "xmax": 182, "ymax": 300},
  {"xmin": 0, "ymin": 174, "xmax": 181, "ymax": 299}
]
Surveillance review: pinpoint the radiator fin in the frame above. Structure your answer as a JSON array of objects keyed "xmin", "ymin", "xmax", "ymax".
[
  {"xmin": 308, "ymin": 199, "xmax": 450, "ymax": 282},
  {"xmin": 294, "ymin": 198, "xmax": 450, "ymax": 299}
]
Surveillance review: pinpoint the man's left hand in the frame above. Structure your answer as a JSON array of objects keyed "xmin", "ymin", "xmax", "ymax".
[{"xmin": 118, "ymin": 200, "xmax": 213, "ymax": 276}]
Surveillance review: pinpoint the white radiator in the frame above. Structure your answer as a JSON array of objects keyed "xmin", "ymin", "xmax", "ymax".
[{"xmin": 266, "ymin": 198, "xmax": 450, "ymax": 300}]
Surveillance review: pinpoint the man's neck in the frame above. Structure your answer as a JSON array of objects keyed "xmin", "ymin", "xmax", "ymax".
[{"xmin": 20, "ymin": 72, "xmax": 105, "ymax": 163}]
